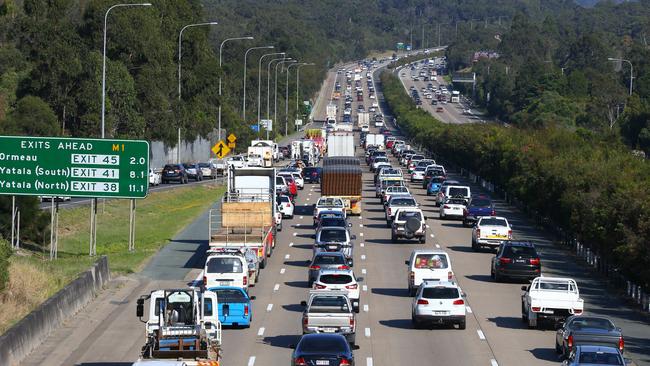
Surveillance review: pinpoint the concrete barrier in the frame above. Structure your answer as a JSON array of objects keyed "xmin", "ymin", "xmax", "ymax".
[{"xmin": 0, "ymin": 256, "xmax": 110, "ymax": 366}]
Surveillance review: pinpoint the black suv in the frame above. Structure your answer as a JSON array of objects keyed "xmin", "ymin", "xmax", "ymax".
[
  {"xmin": 303, "ymin": 167, "xmax": 322, "ymax": 183},
  {"xmin": 491, "ymin": 241, "xmax": 541, "ymax": 282},
  {"xmin": 162, "ymin": 164, "xmax": 188, "ymax": 184}
]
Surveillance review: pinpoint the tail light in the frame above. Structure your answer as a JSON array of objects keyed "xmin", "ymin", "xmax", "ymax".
[
  {"xmin": 286, "ymin": 203, "xmax": 291, "ymax": 207},
  {"xmin": 567, "ymin": 335, "xmax": 574, "ymax": 350},
  {"xmin": 314, "ymin": 284, "xmax": 327, "ymax": 290},
  {"xmin": 350, "ymin": 317, "xmax": 355, "ymax": 327},
  {"xmin": 529, "ymin": 258, "xmax": 540, "ymax": 265},
  {"xmin": 243, "ymin": 276, "xmax": 248, "ymax": 286},
  {"xmin": 476, "ymin": 229, "xmax": 481, "ymax": 237},
  {"xmin": 244, "ymin": 305, "xmax": 249, "ymax": 316},
  {"xmin": 309, "ymin": 265, "xmax": 321, "ymax": 270},
  {"xmin": 443, "ymin": 205, "xmax": 450, "ymax": 209},
  {"xmin": 302, "ymin": 316, "xmax": 308, "ymax": 326},
  {"xmin": 499, "ymin": 258, "xmax": 512, "ymax": 264},
  {"xmin": 508, "ymin": 229, "xmax": 513, "ymax": 239},
  {"xmin": 417, "ymin": 299, "xmax": 429, "ymax": 305},
  {"xmin": 618, "ymin": 336, "xmax": 624, "ymax": 351},
  {"xmin": 453, "ymin": 299, "xmax": 465, "ymax": 305},
  {"xmin": 338, "ymin": 265, "xmax": 350, "ymax": 270},
  {"xmin": 448, "ymin": 271, "xmax": 453, "ymax": 280},
  {"xmin": 491, "ymin": 210, "xmax": 496, "ymax": 216},
  {"xmin": 340, "ymin": 358, "xmax": 352, "ymax": 366},
  {"xmin": 203, "ymin": 276, "xmax": 207, "ymax": 286},
  {"xmin": 531, "ymin": 307, "xmax": 541, "ymax": 312},
  {"xmin": 409, "ymin": 271, "xmax": 414, "ymax": 283},
  {"xmin": 573, "ymin": 308, "xmax": 583, "ymax": 315},
  {"xmin": 463, "ymin": 208, "xmax": 468, "ymax": 217},
  {"xmin": 345, "ymin": 284, "xmax": 358, "ymax": 289},
  {"xmin": 295, "ymin": 357, "xmax": 307, "ymax": 366}
]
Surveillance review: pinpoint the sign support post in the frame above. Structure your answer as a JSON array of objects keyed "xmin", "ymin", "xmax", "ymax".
[
  {"xmin": 128, "ymin": 199, "xmax": 136, "ymax": 252},
  {"xmin": 10, "ymin": 196, "xmax": 15, "ymax": 248}
]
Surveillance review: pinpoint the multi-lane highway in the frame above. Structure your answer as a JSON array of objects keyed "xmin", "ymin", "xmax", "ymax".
[{"xmin": 21, "ymin": 57, "xmax": 650, "ymax": 366}]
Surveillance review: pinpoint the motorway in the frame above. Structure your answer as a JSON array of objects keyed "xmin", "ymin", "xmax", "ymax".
[{"xmin": 21, "ymin": 58, "xmax": 650, "ymax": 366}]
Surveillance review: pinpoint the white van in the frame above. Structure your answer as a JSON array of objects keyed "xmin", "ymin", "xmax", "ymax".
[
  {"xmin": 203, "ymin": 250, "xmax": 249, "ymax": 291},
  {"xmin": 405, "ymin": 250, "xmax": 454, "ymax": 296},
  {"xmin": 437, "ymin": 185, "xmax": 471, "ymax": 206}
]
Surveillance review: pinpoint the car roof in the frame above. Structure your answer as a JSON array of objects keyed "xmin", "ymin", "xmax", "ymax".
[
  {"xmin": 411, "ymin": 249, "xmax": 449, "ymax": 256},
  {"xmin": 421, "ymin": 280, "xmax": 459, "ymax": 288},
  {"xmin": 318, "ymin": 268, "xmax": 354, "ymax": 276},
  {"xmin": 318, "ymin": 226, "xmax": 347, "ymax": 231},
  {"xmin": 576, "ymin": 345, "xmax": 621, "ymax": 353},
  {"xmin": 501, "ymin": 240, "xmax": 534, "ymax": 248},
  {"xmin": 207, "ymin": 286, "xmax": 248, "ymax": 293}
]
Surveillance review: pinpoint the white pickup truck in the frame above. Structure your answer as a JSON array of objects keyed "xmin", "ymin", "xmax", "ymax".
[
  {"xmin": 471, "ymin": 216, "xmax": 512, "ymax": 251},
  {"xmin": 521, "ymin": 277, "xmax": 584, "ymax": 328},
  {"xmin": 300, "ymin": 291, "xmax": 358, "ymax": 345}
]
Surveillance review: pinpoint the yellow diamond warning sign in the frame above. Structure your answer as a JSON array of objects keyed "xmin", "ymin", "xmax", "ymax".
[
  {"xmin": 227, "ymin": 133, "xmax": 237, "ymax": 143},
  {"xmin": 211, "ymin": 140, "xmax": 230, "ymax": 158}
]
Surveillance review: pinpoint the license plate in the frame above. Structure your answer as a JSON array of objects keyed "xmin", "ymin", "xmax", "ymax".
[
  {"xmin": 219, "ymin": 281, "xmax": 231, "ymax": 286},
  {"xmin": 316, "ymin": 361, "xmax": 330, "ymax": 365},
  {"xmin": 322, "ymin": 327, "xmax": 337, "ymax": 333},
  {"xmin": 434, "ymin": 311, "xmax": 447, "ymax": 315},
  {"xmin": 514, "ymin": 259, "xmax": 527, "ymax": 264},
  {"xmin": 487, "ymin": 235, "xmax": 506, "ymax": 239},
  {"xmin": 328, "ymin": 245, "xmax": 339, "ymax": 250}
]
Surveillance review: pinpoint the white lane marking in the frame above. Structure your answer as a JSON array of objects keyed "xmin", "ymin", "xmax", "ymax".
[
  {"xmin": 289, "ymin": 242, "xmax": 294, "ymax": 247},
  {"xmin": 430, "ymin": 233, "xmax": 435, "ymax": 238},
  {"xmin": 280, "ymin": 268, "xmax": 286, "ymax": 274},
  {"xmin": 361, "ymin": 254, "xmax": 366, "ymax": 260},
  {"xmin": 306, "ymin": 198, "xmax": 310, "ymax": 201},
  {"xmin": 360, "ymin": 242, "xmax": 365, "ymax": 247},
  {"xmin": 367, "ymin": 358, "xmax": 373, "ymax": 366},
  {"xmin": 308, "ymin": 193, "xmax": 312, "ymax": 196},
  {"xmin": 363, "ymin": 304, "xmax": 369, "ymax": 312},
  {"xmin": 295, "ymin": 224, "xmax": 301, "ymax": 227},
  {"xmin": 248, "ymin": 356, "xmax": 256, "ymax": 366},
  {"xmin": 285, "ymin": 254, "xmax": 290, "ymax": 259},
  {"xmin": 490, "ymin": 359, "xmax": 499, "ymax": 366},
  {"xmin": 273, "ymin": 284, "xmax": 280, "ymax": 292},
  {"xmin": 466, "ymin": 306, "xmax": 473, "ymax": 313},
  {"xmin": 477, "ymin": 329, "xmax": 486, "ymax": 340},
  {"xmin": 365, "ymin": 327, "xmax": 371, "ymax": 337},
  {"xmin": 359, "ymin": 216, "xmax": 363, "ymax": 220},
  {"xmin": 362, "ymin": 268, "xmax": 367, "ymax": 274},
  {"xmin": 362, "ymin": 285, "xmax": 368, "ymax": 292},
  {"xmin": 359, "ymin": 224, "xmax": 364, "ymax": 228},
  {"xmin": 360, "ymin": 233, "xmax": 364, "ymax": 237},
  {"xmin": 293, "ymin": 233, "xmax": 297, "ymax": 236},
  {"xmin": 257, "ymin": 327, "xmax": 265, "ymax": 336},
  {"xmin": 300, "ymin": 216, "xmax": 304, "ymax": 219},
  {"xmin": 435, "ymin": 244, "xmax": 440, "ymax": 248},
  {"xmin": 266, "ymin": 304, "xmax": 273, "ymax": 312}
]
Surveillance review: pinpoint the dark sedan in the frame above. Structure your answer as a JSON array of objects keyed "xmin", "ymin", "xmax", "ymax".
[
  {"xmin": 303, "ymin": 167, "xmax": 322, "ymax": 183},
  {"xmin": 291, "ymin": 333, "xmax": 354, "ymax": 366},
  {"xmin": 555, "ymin": 316, "xmax": 624, "ymax": 359}
]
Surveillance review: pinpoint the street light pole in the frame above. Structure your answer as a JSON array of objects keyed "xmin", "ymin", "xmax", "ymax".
[
  {"xmin": 101, "ymin": 2, "xmax": 152, "ymax": 139},
  {"xmin": 218, "ymin": 36, "xmax": 253, "ymax": 141},
  {"xmin": 243, "ymin": 45, "xmax": 274, "ymax": 122},
  {"xmin": 285, "ymin": 63, "xmax": 303, "ymax": 136},
  {"xmin": 257, "ymin": 52, "xmax": 285, "ymax": 137},
  {"xmin": 177, "ymin": 21, "xmax": 218, "ymax": 164},
  {"xmin": 267, "ymin": 56, "xmax": 290, "ymax": 120},
  {"xmin": 608, "ymin": 57, "xmax": 634, "ymax": 96},
  {"xmin": 275, "ymin": 60, "xmax": 296, "ymax": 135},
  {"xmin": 296, "ymin": 63, "xmax": 316, "ymax": 119}
]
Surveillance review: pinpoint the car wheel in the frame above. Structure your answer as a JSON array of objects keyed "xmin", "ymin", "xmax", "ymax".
[
  {"xmin": 490, "ymin": 268, "xmax": 495, "ymax": 280},
  {"xmin": 288, "ymin": 214, "xmax": 294, "ymax": 219},
  {"xmin": 419, "ymin": 236, "xmax": 426, "ymax": 244},
  {"xmin": 494, "ymin": 271, "xmax": 502, "ymax": 283},
  {"xmin": 260, "ymin": 257, "xmax": 267, "ymax": 269},
  {"xmin": 471, "ymin": 240, "xmax": 479, "ymax": 252},
  {"xmin": 555, "ymin": 340, "xmax": 562, "ymax": 354},
  {"xmin": 411, "ymin": 314, "xmax": 423, "ymax": 329},
  {"xmin": 277, "ymin": 222, "xmax": 283, "ymax": 232},
  {"xmin": 391, "ymin": 233, "xmax": 397, "ymax": 242},
  {"xmin": 458, "ymin": 318, "xmax": 466, "ymax": 330}
]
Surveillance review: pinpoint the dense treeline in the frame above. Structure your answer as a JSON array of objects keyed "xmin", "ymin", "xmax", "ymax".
[{"xmin": 381, "ymin": 71, "xmax": 650, "ymax": 287}]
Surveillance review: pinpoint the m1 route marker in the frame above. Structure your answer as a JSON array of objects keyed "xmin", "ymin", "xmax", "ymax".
[{"xmin": 0, "ymin": 136, "xmax": 149, "ymax": 199}]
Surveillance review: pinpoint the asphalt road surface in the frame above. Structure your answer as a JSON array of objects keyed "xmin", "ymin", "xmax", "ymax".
[{"xmin": 21, "ymin": 58, "xmax": 650, "ymax": 366}]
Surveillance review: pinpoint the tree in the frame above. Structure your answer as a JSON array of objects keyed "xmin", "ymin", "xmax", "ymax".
[{"xmin": 3, "ymin": 95, "xmax": 59, "ymax": 136}]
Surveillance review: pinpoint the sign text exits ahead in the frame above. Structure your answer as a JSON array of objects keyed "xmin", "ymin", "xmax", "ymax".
[{"xmin": 0, "ymin": 136, "xmax": 149, "ymax": 199}]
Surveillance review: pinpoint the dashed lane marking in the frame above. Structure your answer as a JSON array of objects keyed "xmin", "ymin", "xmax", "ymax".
[
  {"xmin": 285, "ymin": 254, "xmax": 290, "ymax": 259},
  {"xmin": 300, "ymin": 216, "xmax": 304, "ymax": 219},
  {"xmin": 359, "ymin": 224, "xmax": 364, "ymax": 228},
  {"xmin": 360, "ymin": 233, "xmax": 364, "ymax": 237},
  {"xmin": 361, "ymin": 255, "xmax": 366, "ymax": 260},
  {"xmin": 290, "ymin": 242, "xmax": 294, "ymax": 247},
  {"xmin": 280, "ymin": 268, "xmax": 286, "ymax": 274},
  {"xmin": 362, "ymin": 285, "xmax": 368, "ymax": 292},
  {"xmin": 306, "ymin": 198, "xmax": 310, "ymax": 201},
  {"xmin": 367, "ymin": 358, "xmax": 373, "ymax": 366},
  {"xmin": 248, "ymin": 356, "xmax": 256, "ymax": 366},
  {"xmin": 362, "ymin": 268, "xmax": 367, "ymax": 274},
  {"xmin": 363, "ymin": 304, "xmax": 369, "ymax": 312},
  {"xmin": 477, "ymin": 329, "xmax": 486, "ymax": 340},
  {"xmin": 466, "ymin": 306, "xmax": 473, "ymax": 313},
  {"xmin": 435, "ymin": 244, "xmax": 441, "ymax": 248},
  {"xmin": 257, "ymin": 327, "xmax": 265, "ymax": 336},
  {"xmin": 430, "ymin": 233, "xmax": 435, "ymax": 238},
  {"xmin": 293, "ymin": 233, "xmax": 297, "ymax": 236},
  {"xmin": 360, "ymin": 242, "xmax": 365, "ymax": 247},
  {"xmin": 490, "ymin": 360, "xmax": 499, "ymax": 366},
  {"xmin": 365, "ymin": 328, "xmax": 371, "ymax": 337},
  {"xmin": 273, "ymin": 284, "xmax": 280, "ymax": 292},
  {"xmin": 266, "ymin": 304, "xmax": 273, "ymax": 312}
]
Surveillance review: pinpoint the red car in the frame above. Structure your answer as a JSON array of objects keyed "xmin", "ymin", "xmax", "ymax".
[{"xmin": 283, "ymin": 175, "xmax": 298, "ymax": 197}]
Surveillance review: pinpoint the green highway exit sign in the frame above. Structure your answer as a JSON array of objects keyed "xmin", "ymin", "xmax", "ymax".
[{"xmin": 0, "ymin": 136, "xmax": 150, "ymax": 199}]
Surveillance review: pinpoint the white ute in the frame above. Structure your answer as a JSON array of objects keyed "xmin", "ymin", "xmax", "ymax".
[{"xmin": 521, "ymin": 277, "xmax": 584, "ymax": 329}]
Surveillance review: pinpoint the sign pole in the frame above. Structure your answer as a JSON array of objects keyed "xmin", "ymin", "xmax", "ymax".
[
  {"xmin": 16, "ymin": 210, "xmax": 20, "ymax": 249},
  {"xmin": 50, "ymin": 199, "xmax": 55, "ymax": 260},
  {"xmin": 90, "ymin": 198, "xmax": 97, "ymax": 256},
  {"xmin": 10, "ymin": 196, "xmax": 15, "ymax": 249},
  {"xmin": 128, "ymin": 199, "xmax": 136, "ymax": 252},
  {"xmin": 54, "ymin": 200, "xmax": 59, "ymax": 259}
]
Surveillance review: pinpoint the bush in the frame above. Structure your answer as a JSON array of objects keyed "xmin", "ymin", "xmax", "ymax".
[{"xmin": 0, "ymin": 238, "xmax": 11, "ymax": 292}]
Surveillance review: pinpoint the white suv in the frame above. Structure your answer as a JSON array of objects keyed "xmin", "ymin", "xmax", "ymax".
[
  {"xmin": 411, "ymin": 280, "xmax": 466, "ymax": 329},
  {"xmin": 405, "ymin": 250, "xmax": 454, "ymax": 296},
  {"xmin": 203, "ymin": 250, "xmax": 249, "ymax": 291},
  {"xmin": 277, "ymin": 195, "xmax": 294, "ymax": 219},
  {"xmin": 313, "ymin": 268, "xmax": 361, "ymax": 312}
]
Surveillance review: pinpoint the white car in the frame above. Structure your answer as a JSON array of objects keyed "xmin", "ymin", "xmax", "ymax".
[
  {"xmin": 247, "ymin": 154, "xmax": 263, "ymax": 167},
  {"xmin": 361, "ymin": 125, "xmax": 370, "ymax": 133},
  {"xmin": 382, "ymin": 185, "xmax": 410, "ymax": 203},
  {"xmin": 471, "ymin": 216, "xmax": 513, "ymax": 251},
  {"xmin": 406, "ymin": 250, "xmax": 454, "ymax": 296},
  {"xmin": 226, "ymin": 155, "xmax": 246, "ymax": 169},
  {"xmin": 277, "ymin": 195, "xmax": 294, "ymax": 219},
  {"xmin": 371, "ymin": 157, "xmax": 389, "ymax": 171},
  {"xmin": 312, "ymin": 268, "xmax": 361, "ymax": 311},
  {"xmin": 374, "ymin": 120, "xmax": 384, "ymax": 128},
  {"xmin": 411, "ymin": 280, "xmax": 466, "ymax": 329},
  {"xmin": 410, "ymin": 166, "xmax": 427, "ymax": 182},
  {"xmin": 203, "ymin": 250, "xmax": 249, "ymax": 291},
  {"xmin": 149, "ymin": 168, "xmax": 161, "ymax": 186},
  {"xmin": 521, "ymin": 277, "xmax": 584, "ymax": 328},
  {"xmin": 289, "ymin": 172, "xmax": 304, "ymax": 189},
  {"xmin": 439, "ymin": 196, "xmax": 468, "ymax": 220}
]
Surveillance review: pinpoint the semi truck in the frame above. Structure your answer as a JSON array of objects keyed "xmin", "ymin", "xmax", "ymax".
[
  {"xmin": 357, "ymin": 111, "xmax": 370, "ymax": 131},
  {"xmin": 209, "ymin": 167, "xmax": 276, "ymax": 269},
  {"xmin": 326, "ymin": 103, "xmax": 337, "ymax": 127},
  {"xmin": 327, "ymin": 133, "xmax": 355, "ymax": 157},
  {"xmin": 250, "ymin": 139, "xmax": 279, "ymax": 161},
  {"xmin": 321, "ymin": 157, "xmax": 362, "ymax": 215},
  {"xmin": 248, "ymin": 141, "xmax": 274, "ymax": 167},
  {"xmin": 135, "ymin": 288, "xmax": 222, "ymax": 365},
  {"xmin": 364, "ymin": 134, "xmax": 385, "ymax": 150}
]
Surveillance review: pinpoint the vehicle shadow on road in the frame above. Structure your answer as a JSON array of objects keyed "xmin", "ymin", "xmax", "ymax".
[
  {"xmin": 439, "ymin": 222, "xmax": 465, "ymax": 228},
  {"xmin": 285, "ymin": 280, "xmax": 310, "ymax": 288},
  {"xmin": 528, "ymin": 348, "xmax": 562, "ymax": 362},
  {"xmin": 261, "ymin": 334, "xmax": 301, "ymax": 349},
  {"xmin": 282, "ymin": 304, "xmax": 305, "ymax": 313},
  {"xmin": 465, "ymin": 274, "xmax": 494, "ymax": 283},
  {"xmin": 290, "ymin": 244, "xmax": 313, "ymax": 250},
  {"xmin": 446, "ymin": 245, "xmax": 480, "ymax": 253},
  {"xmin": 366, "ymin": 238, "xmax": 397, "ymax": 245},
  {"xmin": 378, "ymin": 319, "xmax": 413, "ymax": 330},
  {"xmin": 371, "ymin": 287, "xmax": 409, "ymax": 297},
  {"xmin": 284, "ymin": 260, "xmax": 309, "ymax": 267},
  {"xmin": 487, "ymin": 316, "xmax": 527, "ymax": 330}
]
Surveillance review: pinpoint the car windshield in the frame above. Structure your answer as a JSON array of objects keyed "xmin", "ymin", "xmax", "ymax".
[
  {"xmin": 320, "ymin": 217, "xmax": 347, "ymax": 227},
  {"xmin": 414, "ymin": 254, "xmax": 449, "ymax": 269},
  {"xmin": 279, "ymin": 196, "xmax": 291, "ymax": 203},
  {"xmin": 449, "ymin": 187, "xmax": 469, "ymax": 196},
  {"xmin": 397, "ymin": 211, "xmax": 422, "ymax": 221},
  {"xmin": 276, "ymin": 177, "xmax": 285, "ymax": 185},
  {"xmin": 199, "ymin": 163, "xmax": 210, "ymax": 168},
  {"xmin": 319, "ymin": 274, "xmax": 353, "ymax": 284},
  {"xmin": 313, "ymin": 254, "xmax": 346, "ymax": 265},
  {"xmin": 414, "ymin": 167, "xmax": 426, "ymax": 172},
  {"xmin": 318, "ymin": 198, "xmax": 344, "ymax": 207},
  {"xmin": 214, "ymin": 289, "xmax": 247, "ymax": 303},
  {"xmin": 319, "ymin": 229, "xmax": 348, "ymax": 242},
  {"xmin": 422, "ymin": 287, "xmax": 460, "ymax": 299},
  {"xmin": 447, "ymin": 198, "xmax": 468, "ymax": 205},
  {"xmin": 503, "ymin": 246, "xmax": 537, "ymax": 258},
  {"xmin": 164, "ymin": 164, "xmax": 180, "ymax": 170},
  {"xmin": 471, "ymin": 198, "xmax": 492, "ymax": 207},
  {"xmin": 480, "ymin": 218, "xmax": 508, "ymax": 226},
  {"xmin": 383, "ymin": 180, "xmax": 404, "ymax": 188},
  {"xmin": 578, "ymin": 352, "xmax": 623, "ymax": 365},
  {"xmin": 309, "ymin": 296, "xmax": 351, "ymax": 314},
  {"xmin": 569, "ymin": 317, "xmax": 615, "ymax": 330},
  {"xmin": 298, "ymin": 337, "xmax": 348, "ymax": 354},
  {"xmin": 374, "ymin": 157, "xmax": 388, "ymax": 163},
  {"xmin": 391, "ymin": 198, "xmax": 417, "ymax": 206},
  {"xmin": 207, "ymin": 257, "xmax": 243, "ymax": 273},
  {"xmin": 388, "ymin": 187, "xmax": 408, "ymax": 193}
]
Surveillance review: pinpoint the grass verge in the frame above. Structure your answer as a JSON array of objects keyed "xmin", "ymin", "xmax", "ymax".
[{"xmin": 0, "ymin": 183, "xmax": 225, "ymax": 334}]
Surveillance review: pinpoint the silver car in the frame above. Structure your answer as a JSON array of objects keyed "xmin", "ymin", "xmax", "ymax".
[
  {"xmin": 314, "ymin": 226, "xmax": 356, "ymax": 267},
  {"xmin": 308, "ymin": 252, "xmax": 349, "ymax": 286}
]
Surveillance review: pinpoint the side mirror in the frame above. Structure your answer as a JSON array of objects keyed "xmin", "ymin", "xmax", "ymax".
[
  {"xmin": 405, "ymin": 260, "xmax": 409, "ymax": 265},
  {"xmin": 289, "ymin": 344, "xmax": 297, "ymax": 349},
  {"xmin": 351, "ymin": 235, "xmax": 357, "ymax": 240},
  {"xmin": 521, "ymin": 286, "xmax": 528, "ymax": 291},
  {"xmin": 356, "ymin": 277, "xmax": 364, "ymax": 282},
  {"xmin": 136, "ymin": 298, "xmax": 144, "ymax": 318},
  {"xmin": 461, "ymin": 292, "xmax": 467, "ymax": 298},
  {"xmin": 300, "ymin": 301, "xmax": 307, "ymax": 307},
  {"xmin": 348, "ymin": 223, "xmax": 353, "ymax": 227},
  {"xmin": 555, "ymin": 321, "xmax": 564, "ymax": 330},
  {"xmin": 250, "ymin": 295, "xmax": 256, "ymax": 300}
]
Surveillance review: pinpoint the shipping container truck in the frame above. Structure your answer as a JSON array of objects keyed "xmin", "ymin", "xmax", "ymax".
[
  {"xmin": 321, "ymin": 157, "xmax": 362, "ymax": 215},
  {"xmin": 365, "ymin": 134, "xmax": 385, "ymax": 150},
  {"xmin": 357, "ymin": 112, "xmax": 370, "ymax": 131},
  {"xmin": 209, "ymin": 167, "xmax": 277, "ymax": 269}
]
